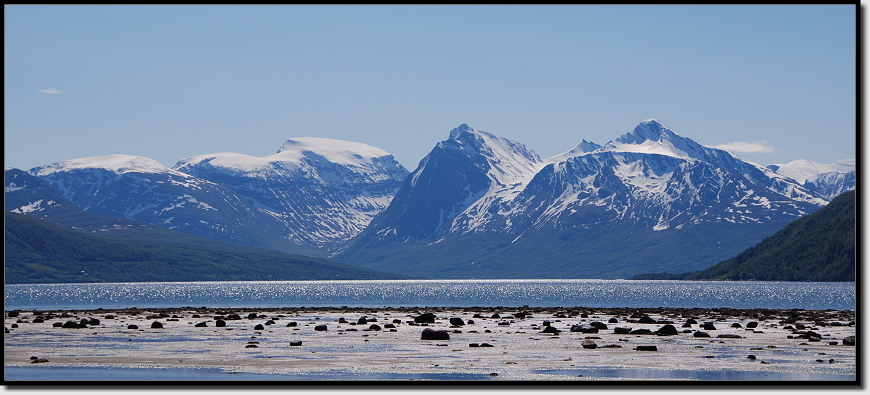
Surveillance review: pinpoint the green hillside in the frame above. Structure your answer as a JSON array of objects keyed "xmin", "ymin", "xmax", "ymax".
[
  {"xmin": 4, "ymin": 212, "xmax": 407, "ymax": 284},
  {"xmin": 632, "ymin": 190, "xmax": 856, "ymax": 281}
]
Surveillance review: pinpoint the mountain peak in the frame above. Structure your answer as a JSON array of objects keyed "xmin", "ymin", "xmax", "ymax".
[
  {"xmin": 615, "ymin": 119, "xmax": 676, "ymax": 145},
  {"xmin": 600, "ymin": 119, "xmax": 708, "ymax": 161},
  {"xmin": 449, "ymin": 124, "xmax": 475, "ymax": 140}
]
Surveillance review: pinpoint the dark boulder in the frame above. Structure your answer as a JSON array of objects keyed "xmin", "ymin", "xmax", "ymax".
[
  {"xmin": 127, "ymin": 324, "xmax": 139, "ymax": 330},
  {"xmin": 216, "ymin": 319, "xmax": 227, "ymax": 327},
  {"xmin": 289, "ymin": 341, "xmax": 302, "ymax": 347},
  {"xmin": 656, "ymin": 324, "xmax": 679, "ymax": 336},
  {"xmin": 315, "ymin": 324, "xmax": 328, "ymax": 331},
  {"xmin": 195, "ymin": 322, "xmax": 208, "ymax": 327},
  {"xmin": 717, "ymin": 334, "xmax": 742, "ymax": 339},
  {"xmin": 357, "ymin": 317, "xmax": 368, "ymax": 325},
  {"xmin": 247, "ymin": 313, "xmax": 259, "ymax": 319},
  {"xmin": 581, "ymin": 339, "xmax": 597, "ymax": 349},
  {"xmin": 541, "ymin": 326, "xmax": 560, "ymax": 334},
  {"xmin": 52, "ymin": 322, "xmax": 63, "ymax": 328},
  {"xmin": 702, "ymin": 322, "xmax": 717, "ymax": 330},
  {"xmin": 286, "ymin": 321, "xmax": 297, "ymax": 327},
  {"xmin": 421, "ymin": 328, "xmax": 450, "ymax": 340},
  {"xmin": 449, "ymin": 318, "xmax": 465, "ymax": 326},
  {"xmin": 254, "ymin": 324, "xmax": 265, "ymax": 330},
  {"xmin": 635, "ymin": 346, "xmax": 658, "ymax": 351},
  {"xmin": 693, "ymin": 331, "xmax": 711, "ymax": 338},
  {"xmin": 613, "ymin": 327, "xmax": 632, "ymax": 334},
  {"xmin": 630, "ymin": 329, "xmax": 653, "ymax": 335},
  {"xmin": 685, "ymin": 319, "xmax": 697, "ymax": 325},
  {"xmin": 731, "ymin": 323, "xmax": 742, "ymax": 328},
  {"xmin": 62, "ymin": 321, "xmax": 79, "ymax": 329},
  {"xmin": 570, "ymin": 325, "xmax": 584, "ymax": 333},
  {"xmin": 8, "ymin": 311, "xmax": 20, "ymax": 318},
  {"xmin": 638, "ymin": 316, "xmax": 656, "ymax": 324},
  {"xmin": 746, "ymin": 321, "xmax": 759, "ymax": 329},
  {"xmin": 843, "ymin": 336, "xmax": 856, "ymax": 346},
  {"xmin": 415, "ymin": 313, "xmax": 436, "ymax": 324},
  {"xmin": 368, "ymin": 324, "xmax": 382, "ymax": 331},
  {"xmin": 88, "ymin": 319, "xmax": 100, "ymax": 326},
  {"xmin": 151, "ymin": 321, "xmax": 163, "ymax": 329},
  {"xmin": 590, "ymin": 322, "xmax": 608, "ymax": 330}
]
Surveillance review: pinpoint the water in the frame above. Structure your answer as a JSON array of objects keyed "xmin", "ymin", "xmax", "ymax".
[
  {"xmin": 3, "ymin": 366, "xmax": 854, "ymax": 381},
  {"xmin": 4, "ymin": 279, "xmax": 855, "ymax": 311}
]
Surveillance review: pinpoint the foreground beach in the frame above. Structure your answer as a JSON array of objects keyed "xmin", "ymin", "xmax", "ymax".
[{"xmin": 4, "ymin": 306, "xmax": 857, "ymax": 381}]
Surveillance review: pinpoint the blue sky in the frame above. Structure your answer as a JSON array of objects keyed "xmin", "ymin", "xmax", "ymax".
[{"xmin": 5, "ymin": 5, "xmax": 856, "ymax": 172}]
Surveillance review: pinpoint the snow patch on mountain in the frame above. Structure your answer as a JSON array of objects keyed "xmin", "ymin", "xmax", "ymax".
[
  {"xmin": 31, "ymin": 154, "xmax": 174, "ymax": 176},
  {"xmin": 174, "ymin": 137, "xmax": 401, "ymax": 180},
  {"xmin": 768, "ymin": 159, "xmax": 855, "ymax": 184}
]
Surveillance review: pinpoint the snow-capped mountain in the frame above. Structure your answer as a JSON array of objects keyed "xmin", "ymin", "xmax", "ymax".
[
  {"xmin": 172, "ymin": 137, "xmax": 408, "ymax": 251},
  {"xmin": 29, "ymin": 154, "xmax": 304, "ymax": 253},
  {"xmin": 23, "ymin": 137, "xmax": 409, "ymax": 256},
  {"xmin": 338, "ymin": 120, "xmax": 832, "ymax": 279},
  {"xmin": 767, "ymin": 159, "xmax": 856, "ymax": 200}
]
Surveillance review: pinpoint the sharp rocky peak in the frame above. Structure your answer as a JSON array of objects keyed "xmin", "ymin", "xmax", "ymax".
[
  {"xmin": 615, "ymin": 119, "xmax": 679, "ymax": 144},
  {"xmin": 448, "ymin": 124, "xmax": 476, "ymax": 140}
]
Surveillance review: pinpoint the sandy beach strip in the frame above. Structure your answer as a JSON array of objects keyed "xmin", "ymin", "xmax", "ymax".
[{"xmin": 4, "ymin": 306, "xmax": 857, "ymax": 381}]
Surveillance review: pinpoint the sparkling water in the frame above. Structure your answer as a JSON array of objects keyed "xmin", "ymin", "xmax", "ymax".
[{"xmin": 4, "ymin": 279, "xmax": 855, "ymax": 311}]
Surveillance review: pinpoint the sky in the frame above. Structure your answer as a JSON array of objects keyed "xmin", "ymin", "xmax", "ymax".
[{"xmin": 4, "ymin": 4, "xmax": 857, "ymax": 172}]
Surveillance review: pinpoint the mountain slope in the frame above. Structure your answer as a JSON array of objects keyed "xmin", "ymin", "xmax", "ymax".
[
  {"xmin": 5, "ymin": 211, "xmax": 407, "ymax": 284},
  {"xmin": 26, "ymin": 136, "xmax": 409, "ymax": 256},
  {"xmin": 172, "ymin": 137, "xmax": 408, "ymax": 252},
  {"xmin": 767, "ymin": 159, "xmax": 856, "ymax": 200},
  {"xmin": 337, "ymin": 120, "xmax": 828, "ymax": 279},
  {"xmin": 680, "ymin": 190, "xmax": 856, "ymax": 281},
  {"xmin": 29, "ymin": 154, "xmax": 311, "ymax": 255}
]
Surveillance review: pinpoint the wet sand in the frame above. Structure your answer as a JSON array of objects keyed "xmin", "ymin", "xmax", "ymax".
[{"xmin": 4, "ymin": 307, "xmax": 857, "ymax": 381}]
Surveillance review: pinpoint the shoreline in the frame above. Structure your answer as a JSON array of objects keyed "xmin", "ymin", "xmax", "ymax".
[{"xmin": 5, "ymin": 306, "xmax": 857, "ymax": 382}]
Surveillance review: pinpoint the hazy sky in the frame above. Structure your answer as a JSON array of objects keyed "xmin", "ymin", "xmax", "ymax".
[{"xmin": 5, "ymin": 5, "xmax": 856, "ymax": 172}]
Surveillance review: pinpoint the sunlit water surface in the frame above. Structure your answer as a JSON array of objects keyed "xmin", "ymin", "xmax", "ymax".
[{"xmin": 4, "ymin": 279, "xmax": 855, "ymax": 311}]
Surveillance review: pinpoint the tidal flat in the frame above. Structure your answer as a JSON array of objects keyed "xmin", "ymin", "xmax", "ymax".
[{"xmin": 4, "ymin": 306, "xmax": 857, "ymax": 382}]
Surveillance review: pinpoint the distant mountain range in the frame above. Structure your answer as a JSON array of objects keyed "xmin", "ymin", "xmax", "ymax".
[{"xmin": 5, "ymin": 119, "xmax": 855, "ymax": 280}]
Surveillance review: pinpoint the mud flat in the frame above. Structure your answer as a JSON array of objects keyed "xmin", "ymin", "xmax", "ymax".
[{"xmin": 4, "ymin": 307, "xmax": 857, "ymax": 381}]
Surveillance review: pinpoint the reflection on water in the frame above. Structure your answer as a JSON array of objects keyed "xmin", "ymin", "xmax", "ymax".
[
  {"xmin": 6, "ymin": 365, "xmax": 855, "ymax": 381},
  {"xmin": 4, "ymin": 366, "xmax": 496, "ymax": 381},
  {"xmin": 533, "ymin": 367, "xmax": 856, "ymax": 381}
]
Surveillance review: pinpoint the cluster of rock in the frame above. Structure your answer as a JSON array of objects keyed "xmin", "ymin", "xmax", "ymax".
[{"xmin": 5, "ymin": 306, "xmax": 857, "ymax": 361}]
